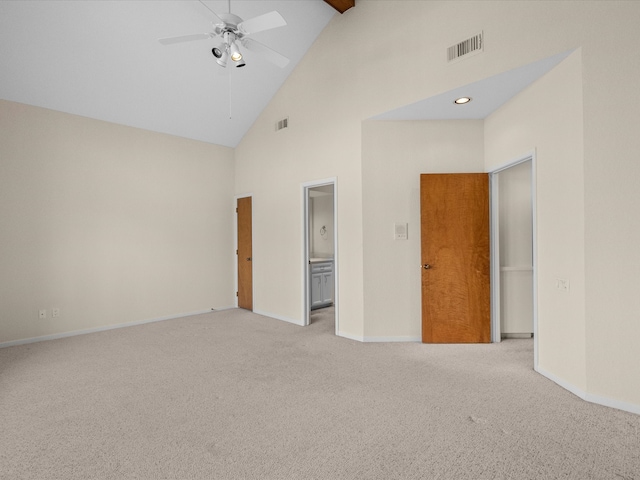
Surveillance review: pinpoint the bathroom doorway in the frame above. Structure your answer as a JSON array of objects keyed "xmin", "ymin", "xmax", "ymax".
[{"xmin": 302, "ymin": 179, "xmax": 338, "ymax": 333}]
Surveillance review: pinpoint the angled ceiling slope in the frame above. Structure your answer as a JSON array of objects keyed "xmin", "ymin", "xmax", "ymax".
[
  {"xmin": 373, "ymin": 49, "xmax": 574, "ymax": 121},
  {"xmin": 0, "ymin": 1, "xmax": 336, "ymax": 148}
]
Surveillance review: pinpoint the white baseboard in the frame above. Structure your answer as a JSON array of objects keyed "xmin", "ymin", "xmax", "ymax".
[
  {"xmin": 252, "ymin": 309, "xmax": 305, "ymax": 327},
  {"xmin": 363, "ymin": 336, "xmax": 421, "ymax": 343},
  {"xmin": 583, "ymin": 392, "xmax": 640, "ymax": 416},
  {"xmin": 211, "ymin": 305, "xmax": 237, "ymax": 312},
  {"xmin": 0, "ymin": 308, "xmax": 217, "ymax": 349},
  {"xmin": 337, "ymin": 331, "xmax": 364, "ymax": 342},
  {"xmin": 536, "ymin": 366, "xmax": 640, "ymax": 416},
  {"xmin": 336, "ymin": 332, "xmax": 421, "ymax": 343}
]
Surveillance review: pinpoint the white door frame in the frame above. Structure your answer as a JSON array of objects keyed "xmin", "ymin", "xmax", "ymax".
[
  {"xmin": 488, "ymin": 151, "xmax": 538, "ymax": 368},
  {"xmin": 302, "ymin": 178, "xmax": 338, "ymax": 333}
]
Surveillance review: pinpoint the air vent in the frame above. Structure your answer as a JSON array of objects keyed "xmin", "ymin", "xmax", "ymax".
[
  {"xmin": 276, "ymin": 117, "xmax": 289, "ymax": 132},
  {"xmin": 447, "ymin": 32, "xmax": 483, "ymax": 63}
]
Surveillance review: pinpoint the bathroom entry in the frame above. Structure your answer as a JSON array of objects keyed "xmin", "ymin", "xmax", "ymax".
[{"xmin": 303, "ymin": 180, "xmax": 337, "ymax": 331}]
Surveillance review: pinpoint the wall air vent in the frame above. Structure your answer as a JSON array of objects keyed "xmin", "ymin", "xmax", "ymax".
[
  {"xmin": 447, "ymin": 32, "xmax": 483, "ymax": 63},
  {"xmin": 276, "ymin": 117, "xmax": 289, "ymax": 132}
]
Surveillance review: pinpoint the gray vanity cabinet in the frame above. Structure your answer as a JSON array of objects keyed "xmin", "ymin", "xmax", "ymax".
[{"xmin": 310, "ymin": 261, "xmax": 333, "ymax": 309}]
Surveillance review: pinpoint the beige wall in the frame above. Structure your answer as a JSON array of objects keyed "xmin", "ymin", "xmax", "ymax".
[
  {"xmin": 497, "ymin": 161, "xmax": 534, "ymax": 335},
  {"xmin": 485, "ymin": 50, "xmax": 587, "ymax": 391},
  {"xmin": 0, "ymin": 100, "xmax": 235, "ymax": 344},
  {"xmin": 361, "ymin": 120, "xmax": 484, "ymax": 340},
  {"xmin": 3, "ymin": 1, "xmax": 639, "ymax": 411},
  {"xmin": 310, "ymin": 194, "xmax": 334, "ymax": 258},
  {"xmin": 236, "ymin": 1, "xmax": 640, "ymax": 409},
  {"xmin": 581, "ymin": 2, "xmax": 640, "ymax": 407},
  {"xmin": 234, "ymin": 8, "xmax": 366, "ymax": 332}
]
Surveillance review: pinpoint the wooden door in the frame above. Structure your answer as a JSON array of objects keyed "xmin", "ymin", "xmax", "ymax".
[
  {"xmin": 420, "ymin": 174, "xmax": 490, "ymax": 343},
  {"xmin": 237, "ymin": 197, "xmax": 253, "ymax": 310}
]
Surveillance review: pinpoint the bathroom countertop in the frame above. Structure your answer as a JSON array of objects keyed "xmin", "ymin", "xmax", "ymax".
[{"xmin": 310, "ymin": 257, "xmax": 333, "ymax": 264}]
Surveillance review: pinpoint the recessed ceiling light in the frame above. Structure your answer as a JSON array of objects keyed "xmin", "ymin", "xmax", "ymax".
[{"xmin": 454, "ymin": 97, "xmax": 472, "ymax": 105}]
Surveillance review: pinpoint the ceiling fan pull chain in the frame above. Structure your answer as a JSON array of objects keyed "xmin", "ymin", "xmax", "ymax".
[{"xmin": 228, "ymin": 72, "xmax": 232, "ymax": 120}]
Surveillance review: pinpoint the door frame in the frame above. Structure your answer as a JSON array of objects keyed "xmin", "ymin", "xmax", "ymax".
[
  {"xmin": 488, "ymin": 151, "xmax": 538, "ymax": 368},
  {"xmin": 234, "ymin": 193, "xmax": 253, "ymax": 309},
  {"xmin": 302, "ymin": 178, "xmax": 338, "ymax": 333}
]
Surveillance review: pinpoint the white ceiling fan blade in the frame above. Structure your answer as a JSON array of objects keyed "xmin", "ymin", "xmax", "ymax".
[
  {"xmin": 194, "ymin": 0, "xmax": 225, "ymax": 25},
  {"xmin": 238, "ymin": 11, "xmax": 286, "ymax": 35},
  {"xmin": 158, "ymin": 33, "xmax": 212, "ymax": 45},
  {"xmin": 241, "ymin": 38, "xmax": 290, "ymax": 68}
]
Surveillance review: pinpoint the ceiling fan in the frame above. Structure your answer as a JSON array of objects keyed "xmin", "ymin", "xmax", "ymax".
[{"xmin": 158, "ymin": 0, "xmax": 289, "ymax": 69}]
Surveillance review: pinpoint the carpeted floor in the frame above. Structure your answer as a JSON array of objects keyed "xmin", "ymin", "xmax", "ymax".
[{"xmin": 1, "ymin": 308, "xmax": 638, "ymax": 479}]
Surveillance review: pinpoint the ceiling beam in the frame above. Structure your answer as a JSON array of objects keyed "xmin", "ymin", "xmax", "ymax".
[{"xmin": 324, "ymin": 0, "xmax": 355, "ymax": 14}]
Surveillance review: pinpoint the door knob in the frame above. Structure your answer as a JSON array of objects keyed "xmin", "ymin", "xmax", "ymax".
[
  {"xmin": 422, "ymin": 264, "xmax": 431, "ymax": 270},
  {"xmin": 247, "ymin": 257, "xmax": 252, "ymax": 261}
]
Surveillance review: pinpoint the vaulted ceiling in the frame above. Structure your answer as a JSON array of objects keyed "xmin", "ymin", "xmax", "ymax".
[
  {"xmin": 1, "ymin": 0, "xmax": 565, "ymax": 148},
  {"xmin": 0, "ymin": 1, "xmax": 341, "ymax": 147}
]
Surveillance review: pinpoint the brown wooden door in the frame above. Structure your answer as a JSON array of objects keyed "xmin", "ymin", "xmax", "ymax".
[
  {"xmin": 237, "ymin": 196, "xmax": 253, "ymax": 311},
  {"xmin": 420, "ymin": 174, "xmax": 490, "ymax": 343}
]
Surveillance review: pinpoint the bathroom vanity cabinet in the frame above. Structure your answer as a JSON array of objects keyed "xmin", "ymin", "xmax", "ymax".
[{"xmin": 310, "ymin": 260, "xmax": 333, "ymax": 310}]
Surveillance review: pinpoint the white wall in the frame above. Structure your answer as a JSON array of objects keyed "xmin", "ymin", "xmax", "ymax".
[
  {"xmin": 310, "ymin": 194, "xmax": 334, "ymax": 258},
  {"xmin": 0, "ymin": 100, "xmax": 235, "ymax": 344},
  {"xmin": 3, "ymin": 0, "xmax": 638, "ymax": 412},
  {"xmin": 236, "ymin": 1, "xmax": 640, "ymax": 409},
  {"xmin": 498, "ymin": 161, "xmax": 533, "ymax": 335},
  {"xmin": 485, "ymin": 50, "xmax": 587, "ymax": 391},
  {"xmin": 581, "ymin": 2, "xmax": 640, "ymax": 407},
  {"xmin": 361, "ymin": 120, "xmax": 484, "ymax": 340},
  {"xmin": 234, "ymin": 8, "xmax": 366, "ymax": 333}
]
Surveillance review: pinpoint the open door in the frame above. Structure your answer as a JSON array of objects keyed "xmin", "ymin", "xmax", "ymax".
[
  {"xmin": 302, "ymin": 178, "xmax": 338, "ymax": 332},
  {"xmin": 237, "ymin": 196, "xmax": 253, "ymax": 311},
  {"xmin": 421, "ymin": 173, "xmax": 490, "ymax": 343}
]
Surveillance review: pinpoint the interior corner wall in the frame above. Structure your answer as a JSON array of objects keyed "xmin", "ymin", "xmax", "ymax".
[
  {"xmin": 485, "ymin": 52, "xmax": 587, "ymax": 391},
  {"xmin": 235, "ymin": 0, "xmax": 638, "ymax": 408},
  {"xmin": 581, "ymin": 2, "xmax": 640, "ymax": 408},
  {"xmin": 233, "ymin": 6, "xmax": 368, "ymax": 337},
  {"xmin": 0, "ymin": 100, "xmax": 236, "ymax": 344},
  {"xmin": 361, "ymin": 120, "xmax": 484, "ymax": 340}
]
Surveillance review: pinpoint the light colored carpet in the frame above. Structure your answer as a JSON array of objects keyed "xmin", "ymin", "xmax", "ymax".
[{"xmin": 1, "ymin": 308, "xmax": 638, "ymax": 479}]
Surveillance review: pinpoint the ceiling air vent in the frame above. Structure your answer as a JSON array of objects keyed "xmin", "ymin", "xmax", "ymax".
[
  {"xmin": 276, "ymin": 117, "xmax": 289, "ymax": 132},
  {"xmin": 447, "ymin": 32, "xmax": 483, "ymax": 63}
]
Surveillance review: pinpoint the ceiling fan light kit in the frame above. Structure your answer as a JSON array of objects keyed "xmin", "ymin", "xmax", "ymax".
[
  {"xmin": 159, "ymin": 1, "xmax": 289, "ymax": 70},
  {"xmin": 212, "ymin": 45, "xmax": 228, "ymax": 67}
]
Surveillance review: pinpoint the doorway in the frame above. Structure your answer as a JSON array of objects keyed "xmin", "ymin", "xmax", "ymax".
[
  {"xmin": 236, "ymin": 195, "xmax": 253, "ymax": 311},
  {"xmin": 302, "ymin": 179, "xmax": 338, "ymax": 333},
  {"xmin": 489, "ymin": 153, "xmax": 537, "ymax": 365}
]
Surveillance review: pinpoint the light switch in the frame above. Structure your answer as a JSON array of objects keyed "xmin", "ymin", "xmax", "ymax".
[{"xmin": 394, "ymin": 223, "xmax": 408, "ymax": 240}]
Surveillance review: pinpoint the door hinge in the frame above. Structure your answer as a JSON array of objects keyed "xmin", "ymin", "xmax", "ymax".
[
  {"xmin": 236, "ymin": 249, "xmax": 238, "ymax": 255},
  {"xmin": 236, "ymin": 291, "xmax": 238, "ymax": 297},
  {"xmin": 236, "ymin": 208, "xmax": 238, "ymax": 213}
]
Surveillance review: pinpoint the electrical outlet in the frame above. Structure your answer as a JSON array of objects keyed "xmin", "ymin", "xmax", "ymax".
[
  {"xmin": 52, "ymin": 308, "xmax": 60, "ymax": 318},
  {"xmin": 39, "ymin": 309, "xmax": 47, "ymax": 319},
  {"xmin": 555, "ymin": 278, "xmax": 570, "ymax": 292}
]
